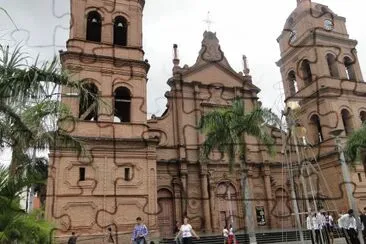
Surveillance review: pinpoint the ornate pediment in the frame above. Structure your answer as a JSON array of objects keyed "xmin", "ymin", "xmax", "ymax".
[{"xmin": 201, "ymin": 31, "xmax": 223, "ymax": 62}]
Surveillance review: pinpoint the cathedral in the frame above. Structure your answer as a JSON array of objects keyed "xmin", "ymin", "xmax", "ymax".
[{"xmin": 45, "ymin": 0, "xmax": 366, "ymax": 243}]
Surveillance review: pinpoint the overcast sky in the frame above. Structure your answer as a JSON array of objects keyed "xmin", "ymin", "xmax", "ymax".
[{"xmin": 0, "ymin": 0, "xmax": 365, "ymax": 118}]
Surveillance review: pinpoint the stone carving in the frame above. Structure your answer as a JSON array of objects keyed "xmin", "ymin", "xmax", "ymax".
[{"xmin": 201, "ymin": 31, "xmax": 223, "ymax": 62}]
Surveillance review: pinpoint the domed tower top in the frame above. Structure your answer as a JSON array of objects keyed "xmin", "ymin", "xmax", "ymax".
[{"xmin": 277, "ymin": 0, "xmax": 349, "ymax": 55}]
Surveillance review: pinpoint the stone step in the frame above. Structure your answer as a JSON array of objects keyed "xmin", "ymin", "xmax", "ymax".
[{"xmin": 159, "ymin": 229, "xmax": 347, "ymax": 244}]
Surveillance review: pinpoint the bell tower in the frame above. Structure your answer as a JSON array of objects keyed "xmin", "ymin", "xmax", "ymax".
[
  {"xmin": 276, "ymin": 0, "xmax": 366, "ymax": 211},
  {"xmin": 277, "ymin": 0, "xmax": 365, "ymax": 146},
  {"xmin": 46, "ymin": 0, "xmax": 159, "ymax": 242}
]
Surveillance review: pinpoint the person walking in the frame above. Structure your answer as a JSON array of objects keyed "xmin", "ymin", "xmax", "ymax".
[
  {"xmin": 174, "ymin": 221, "xmax": 181, "ymax": 244},
  {"xmin": 67, "ymin": 232, "xmax": 79, "ymax": 244},
  {"xmin": 174, "ymin": 217, "xmax": 200, "ymax": 244},
  {"xmin": 360, "ymin": 207, "xmax": 366, "ymax": 242},
  {"xmin": 223, "ymin": 225, "xmax": 229, "ymax": 244},
  {"xmin": 228, "ymin": 224, "xmax": 237, "ymax": 244},
  {"xmin": 338, "ymin": 209, "xmax": 360, "ymax": 244},
  {"xmin": 307, "ymin": 213, "xmax": 316, "ymax": 244},
  {"xmin": 324, "ymin": 212, "xmax": 334, "ymax": 244},
  {"xmin": 131, "ymin": 217, "xmax": 149, "ymax": 244}
]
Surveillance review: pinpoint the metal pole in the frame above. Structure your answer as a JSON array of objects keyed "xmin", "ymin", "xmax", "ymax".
[{"xmin": 336, "ymin": 136, "xmax": 364, "ymax": 244}]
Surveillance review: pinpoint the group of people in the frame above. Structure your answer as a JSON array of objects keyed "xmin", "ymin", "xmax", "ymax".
[
  {"xmin": 222, "ymin": 224, "xmax": 236, "ymax": 244},
  {"xmin": 306, "ymin": 210, "xmax": 335, "ymax": 244},
  {"xmin": 306, "ymin": 208, "xmax": 366, "ymax": 244},
  {"xmin": 67, "ymin": 217, "xmax": 152, "ymax": 244},
  {"xmin": 65, "ymin": 208, "xmax": 366, "ymax": 244},
  {"xmin": 69, "ymin": 216, "xmax": 200, "ymax": 244}
]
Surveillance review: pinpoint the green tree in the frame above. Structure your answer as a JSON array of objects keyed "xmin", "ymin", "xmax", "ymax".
[
  {"xmin": 0, "ymin": 165, "xmax": 54, "ymax": 243},
  {"xmin": 344, "ymin": 123, "xmax": 366, "ymax": 163},
  {"xmin": 0, "ymin": 44, "xmax": 95, "ymax": 241},
  {"xmin": 0, "ymin": 44, "xmax": 89, "ymax": 176},
  {"xmin": 199, "ymin": 98, "xmax": 279, "ymax": 242}
]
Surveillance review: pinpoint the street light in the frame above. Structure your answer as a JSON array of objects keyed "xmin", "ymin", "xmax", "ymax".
[{"xmin": 329, "ymin": 129, "xmax": 364, "ymax": 244}]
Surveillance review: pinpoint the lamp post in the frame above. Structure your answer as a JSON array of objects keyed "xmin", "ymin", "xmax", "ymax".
[{"xmin": 329, "ymin": 129, "xmax": 364, "ymax": 244}]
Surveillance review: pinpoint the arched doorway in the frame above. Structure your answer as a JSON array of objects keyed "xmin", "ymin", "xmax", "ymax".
[
  {"xmin": 216, "ymin": 182, "xmax": 238, "ymax": 230},
  {"xmin": 157, "ymin": 189, "xmax": 174, "ymax": 238}
]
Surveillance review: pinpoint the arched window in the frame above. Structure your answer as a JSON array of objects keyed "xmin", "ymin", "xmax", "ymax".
[
  {"xmin": 344, "ymin": 57, "xmax": 356, "ymax": 80},
  {"xmin": 288, "ymin": 71, "xmax": 298, "ymax": 96},
  {"xmin": 114, "ymin": 87, "xmax": 131, "ymax": 122},
  {"xmin": 86, "ymin": 11, "xmax": 102, "ymax": 42},
  {"xmin": 79, "ymin": 83, "xmax": 99, "ymax": 121},
  {"xmin": 301, "ymin": 59, "xmax": 312, "ymax": 85},
  {"xmin": 310, "ymin": 114, "xmax": 323, "ymax": 144},
  {"xmin": 326, "ymin": 53, "xmax": 339, "ymax": 78},
  {"xmin": 113, "ymin": 16, "xmax": 128, "ymax": 46},
  {"xmin": 341, "ymin": 109, "xmax": 353, "ymax": 135},
  {"xmin": 360, "ymin": 111, "xmax": 366, "ymax": 124}
]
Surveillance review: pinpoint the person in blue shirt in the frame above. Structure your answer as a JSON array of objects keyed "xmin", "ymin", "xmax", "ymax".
[{"xmin": 131, "ymin": 217, "xmax": 149, "ymax": 244}]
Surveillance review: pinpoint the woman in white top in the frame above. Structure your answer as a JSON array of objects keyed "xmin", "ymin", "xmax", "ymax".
[
  {"xmin": 174, "ymin": 217, "xmax": 200, "ymax": 244},
  {"xmin": 223, "ymin": 225, "xmax": 229, "ymax": 244}
]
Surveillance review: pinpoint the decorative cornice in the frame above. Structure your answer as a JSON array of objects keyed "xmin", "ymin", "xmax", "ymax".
[
  {"xmin": 277, "ymin": 31, "xmax": 357, "ymax": 67},
  {"xmin": 60, "ymin": 50, "xmax": 150, "ymax": 73}
]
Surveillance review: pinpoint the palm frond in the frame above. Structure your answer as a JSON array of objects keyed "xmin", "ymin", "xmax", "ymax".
[
  {"xmin": 199, "ymin": 98, "xmax": 276, "ymax": 173},
  {"xmin": 345, "ymin": 124, "xmax": 366, "ymax": 162}
]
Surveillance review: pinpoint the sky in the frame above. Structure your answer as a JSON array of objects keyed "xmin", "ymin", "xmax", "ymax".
[{"xmin": 0, "ymin": 0, "xmax": 365, "ymax": 118}]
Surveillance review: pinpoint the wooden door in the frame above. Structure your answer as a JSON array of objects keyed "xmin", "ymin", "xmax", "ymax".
[
  {"xmin": 217, "ymin": 183, "xmax": 238, "ymax": 229},
  {"xmin": 220, "ymin": 211, "xmax": 227, "ymax": 228},
  {"xmin": 157, "ymin": 189, "xmax": 174, "ymax": 238}
]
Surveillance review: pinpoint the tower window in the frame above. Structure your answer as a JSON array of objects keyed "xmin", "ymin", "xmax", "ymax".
[
  {"xmin": 86, "ymin": 11, "xmax": 102, "ymax": 42},
  {"xmin": 79, "ymin": 83, "xmax": 99, "ymax": 121},
  {"xmin": 301, "ymin": 59, "xmax": 312, "ymax": 85},
  {"xmin": 358, "ymin": 173, "xmax": 362, "ymax": 182},
  {"xmin": 288, "ymin": 71, "xmax": 298, "ymax": 96},
  {"xmin": 360, "ymin": 111, "xmax": 366, "ymax": 124},
  {"xmin": 344, "ymin": 57, "xmax": 356, "ymax": 80},
  {"xmin": 124, "ymin": 168, "xmax": 131, "ymax": 181},
  {"xmin": 79, "ymin": 167, "xmax": 86, "ymax": 181},
  {"xmin": 310, "ymin": 114, "xmax": 323, "ymax": 144},
  {"xmin": 341, "ymin": 109, "xmax": 353, "ymax": 135},
  {"xmin": 113, "ymin": 16, "xmax": 128, "ymax": 46},
  {"xmin": 326, "ymin": 53, "xmax": 339, "ymax": 78},
  {"xmin": 114, "ymin": 87, "xmax": 131, "ymax": 123}
]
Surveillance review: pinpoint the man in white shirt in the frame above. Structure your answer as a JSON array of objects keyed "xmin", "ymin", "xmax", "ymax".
[
  {"xmin": 323, "ymin": 211, "xmax": 334, "ymax": 244},
  {"xmin": 307, "ymin": 212, "xmax": 323, "ymax": 244},
  {"xmin": 338, "ymin": 209, "xmax": 360, "ymax": 244}
]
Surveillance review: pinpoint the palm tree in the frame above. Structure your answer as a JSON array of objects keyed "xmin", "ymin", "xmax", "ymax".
[
  {"xmin": 0, "ymin": 44, "xmax": 96, "ymax": 240},
  {"xmin": 344, "ymin": 123, "xmax": 366, "ymax": 163},
  {"xmin": 0, "ymin": 165, "xmax": 54, "ymax": 243},
  {"xmin": 199, "ymin": 98, "xmax": 279, "ymax": 243},
  {"xmin": 0, "ymin": 44, "xmax": 92, "ymax": 174}
]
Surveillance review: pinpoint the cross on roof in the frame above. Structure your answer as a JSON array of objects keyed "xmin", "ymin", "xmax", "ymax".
[{"xmin": 203, "ymin": 11, "xmax": 213, "ymax": 31}]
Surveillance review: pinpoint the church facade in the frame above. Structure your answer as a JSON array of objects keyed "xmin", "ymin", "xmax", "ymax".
[{"xmin": 45, "ymin": 0, "xmax": 366, "ymax": 243}]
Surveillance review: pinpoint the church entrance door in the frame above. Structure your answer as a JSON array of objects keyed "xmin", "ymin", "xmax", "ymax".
[
  {"xmin": 157, "ymin": 189, "xmax": 174, "ymax": 238},
  {"xmin": 216, "ymin": 183, "xmax": 238, "ymax": 230}
]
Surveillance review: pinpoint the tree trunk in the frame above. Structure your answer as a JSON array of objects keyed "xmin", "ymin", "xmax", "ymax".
[{"xmin": 241, "ymin": 161, "xmax": 257, "ymax": 243}]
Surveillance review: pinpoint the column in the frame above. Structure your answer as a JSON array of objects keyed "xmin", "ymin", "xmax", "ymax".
[
  {"xmin": 200, "ymin": 172, "xmax": 212, "ymax": 233},
  {"xmin": 180, "ymin": 161, "xmax": 188, "ymax": 216},
  {"xmin": 173, "ymin": 178, "xmax": 182, "ymax": 223},
  {"xmin": 263, "ymin": 165, "xmax": 274, "ymax": 228},
  {"xmin": 209, "ymin": 183, "xmax": 218, "ymax": 232}
]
